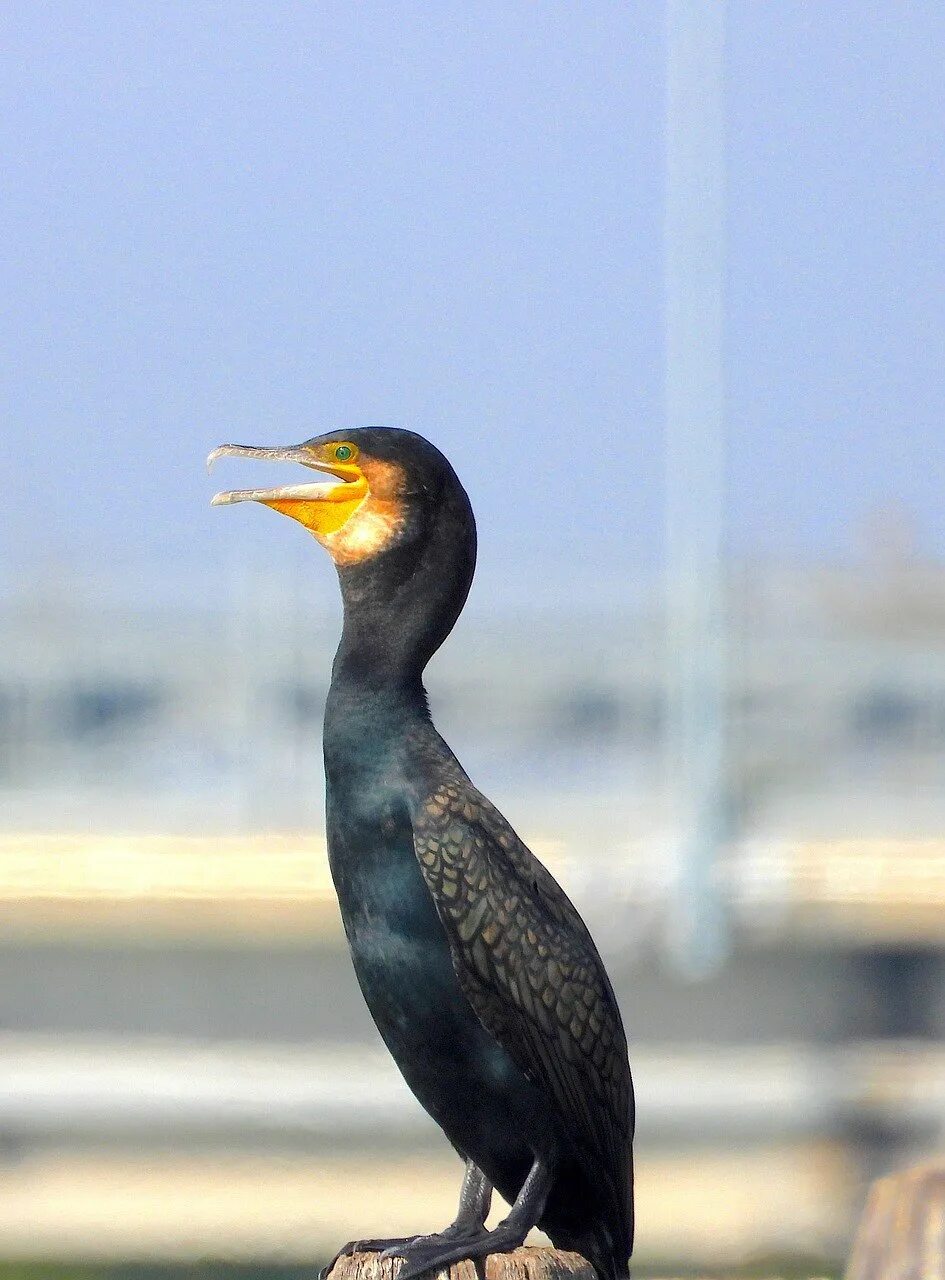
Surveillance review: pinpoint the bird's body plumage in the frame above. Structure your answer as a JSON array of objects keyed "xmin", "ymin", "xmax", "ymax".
[
  {"xmin": 210, "ymin": 427, "xmax": 634, "ymax": 1280},
  {"xmin": 324, "ymin": 693, "xmax": 633, "ymax": 1277}
]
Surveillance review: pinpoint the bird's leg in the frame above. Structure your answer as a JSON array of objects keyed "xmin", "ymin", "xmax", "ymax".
[
  {"xmin": 439, "ymin": 1160, "xmax": 493, "ymax": 1238},
  {"xmin": 385, "ymin": 1155, "xmax": 553, "ymax": 1280},
  {"xmin": 319, "ymin": 1161, "xmax": 492, "ymax": 1280}
]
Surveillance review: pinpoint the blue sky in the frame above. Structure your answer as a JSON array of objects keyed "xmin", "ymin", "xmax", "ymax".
[{"xmin": 3, "ymin": 3, "xmax": 943, "ymax": 607}]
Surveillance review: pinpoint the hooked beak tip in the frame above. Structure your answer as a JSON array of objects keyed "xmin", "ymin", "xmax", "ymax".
[{"xmin": 206, "ymin": 446, "xmax": 227, "ymax": 474}]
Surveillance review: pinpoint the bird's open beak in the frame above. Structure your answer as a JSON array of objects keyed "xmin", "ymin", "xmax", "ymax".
[{"xmin": 207, "ymin": 442, "xmax": 368, "ymax": 537}]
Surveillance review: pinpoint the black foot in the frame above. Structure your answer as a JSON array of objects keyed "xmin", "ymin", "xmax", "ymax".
[
  {"xmin": 382, "ymin": 1224, "xmax": 528, "ymax": 1280},
  {"xmin": 320, "ymin": 1236, "xmax": 425, "ymax": 1280}
]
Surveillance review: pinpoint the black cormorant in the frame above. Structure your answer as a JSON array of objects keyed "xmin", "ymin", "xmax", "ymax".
[{"xmin": 209, "ymin": 429, "xmax": 634, "ymax": 1280}]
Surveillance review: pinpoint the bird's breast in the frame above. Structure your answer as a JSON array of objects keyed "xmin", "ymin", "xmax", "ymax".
[{"xmin": 325, "ymin": 775, "xmax": 444, "ymax": 950}]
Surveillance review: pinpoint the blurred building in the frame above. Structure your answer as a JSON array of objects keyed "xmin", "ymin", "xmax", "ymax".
[{"xmin": 3, "ymin": 557, "xmax": 944, "ymax": 836}]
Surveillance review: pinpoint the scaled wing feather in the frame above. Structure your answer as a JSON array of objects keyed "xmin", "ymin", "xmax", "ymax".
[{"xmin": 406, "ymin": 729, "xmax": 633, "ymax": 1251}]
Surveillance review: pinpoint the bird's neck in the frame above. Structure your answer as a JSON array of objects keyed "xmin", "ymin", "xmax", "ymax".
[
  {"xmin": 330, "ymin": 566, "xmax": 439, "ymax": 697},
  {"xmin": 323, "ymin": 484, "xmax": 476, "ymax": 763},
  {"xmin": 330, "ymin": 493, "xmax": 475, "ymax": 697},
  {"xmin": 327, "ymin": 640, "xmax": 429, "ymax": 725},
  {"xmin": 323, "ymin": 569, "xmax": 440, "ymax": 766},
  {"xmin": 322, "ymin": 642, "xmax": 430, "ymax": 795}
]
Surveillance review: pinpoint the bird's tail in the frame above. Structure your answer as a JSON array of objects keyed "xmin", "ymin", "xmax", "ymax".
[{"xmin": 549, "ymin": 1222, "xmax": 629, "ymax": 1280}]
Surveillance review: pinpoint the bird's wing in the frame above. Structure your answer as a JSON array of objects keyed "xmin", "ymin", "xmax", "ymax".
[{"xmin": 406, "ymin": 756, "xmax": 633, "ymax": 1243}]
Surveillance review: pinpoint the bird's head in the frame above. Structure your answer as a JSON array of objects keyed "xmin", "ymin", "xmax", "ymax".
[
  {"xmin": 208, "ymin": 427, "xmax": 468, "ymax": 570},
  {"xmin": 209, "ymin": 429, "xmax": 476, "ymax": 673}
]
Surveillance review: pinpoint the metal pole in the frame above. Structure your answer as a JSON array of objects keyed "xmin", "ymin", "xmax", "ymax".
[{"xmin": 664, "ymin": 0, "xmax": 729, "ymax": 975}]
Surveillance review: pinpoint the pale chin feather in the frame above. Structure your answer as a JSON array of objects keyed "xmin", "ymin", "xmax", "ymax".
[{"xmin": 322, "ymin": 505, "xmax": 402, "ymax": 564}]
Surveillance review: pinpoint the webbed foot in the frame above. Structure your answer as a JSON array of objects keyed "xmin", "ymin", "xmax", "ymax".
[
  {"xmin": 382, "ymin": 1222, "xmax": 530, "ymax": 1280},
  {"xmin": 320, "ymin": 1236, "xmax": 424, "ymax": 1280},
  {"xmin": 383, "ymin": 1156, "xmax": 552, "ymax": 1280}
]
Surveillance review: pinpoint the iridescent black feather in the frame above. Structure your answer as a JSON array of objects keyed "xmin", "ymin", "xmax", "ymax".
[{"xmin": 407, "ymin": 723, "xmax": 634, "ymax": 1268}]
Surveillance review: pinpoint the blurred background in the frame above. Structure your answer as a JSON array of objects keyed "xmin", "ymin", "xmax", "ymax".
[{"xmin": 3, "ymin": 2, "xmax": 945, "ymax": 1276}]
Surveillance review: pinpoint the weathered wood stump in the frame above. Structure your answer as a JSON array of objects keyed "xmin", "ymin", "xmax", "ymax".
[
  {"xmin": 326, "ymin": 1247, "xmax": 596, "ymax": 1280},
  {"xmin": 846, "ymin": 1163, "xmax": 945, "ymax": 1280}
]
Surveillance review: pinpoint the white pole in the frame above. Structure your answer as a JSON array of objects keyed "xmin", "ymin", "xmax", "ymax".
[{"xmin": 664, "ymin": 0, "xmax": 729, "ymax": 974}]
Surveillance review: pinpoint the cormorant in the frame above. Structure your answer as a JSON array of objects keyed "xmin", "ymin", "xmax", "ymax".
[{"xmin": 208, "ymin": 429, "xmax": 634, "ymax": 1280}]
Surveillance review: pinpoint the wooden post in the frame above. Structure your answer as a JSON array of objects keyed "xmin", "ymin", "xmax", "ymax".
[
  {"xmin": 846, "ymin": 1163, "xmax": 945, "ymax": 1280},
  {"xmin": 326, "ymin": 1248, "xmax": 596, "ymax": 1280}
]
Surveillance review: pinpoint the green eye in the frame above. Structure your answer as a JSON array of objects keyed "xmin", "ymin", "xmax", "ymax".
[{"xmin": 335, "ymin": 444, "xmax": 353, "ymax": 462}]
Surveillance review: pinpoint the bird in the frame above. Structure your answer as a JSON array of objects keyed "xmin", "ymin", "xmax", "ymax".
[{"xmin": 208, "ymin": 428, "xmax": 634, "ymax": 1280}]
